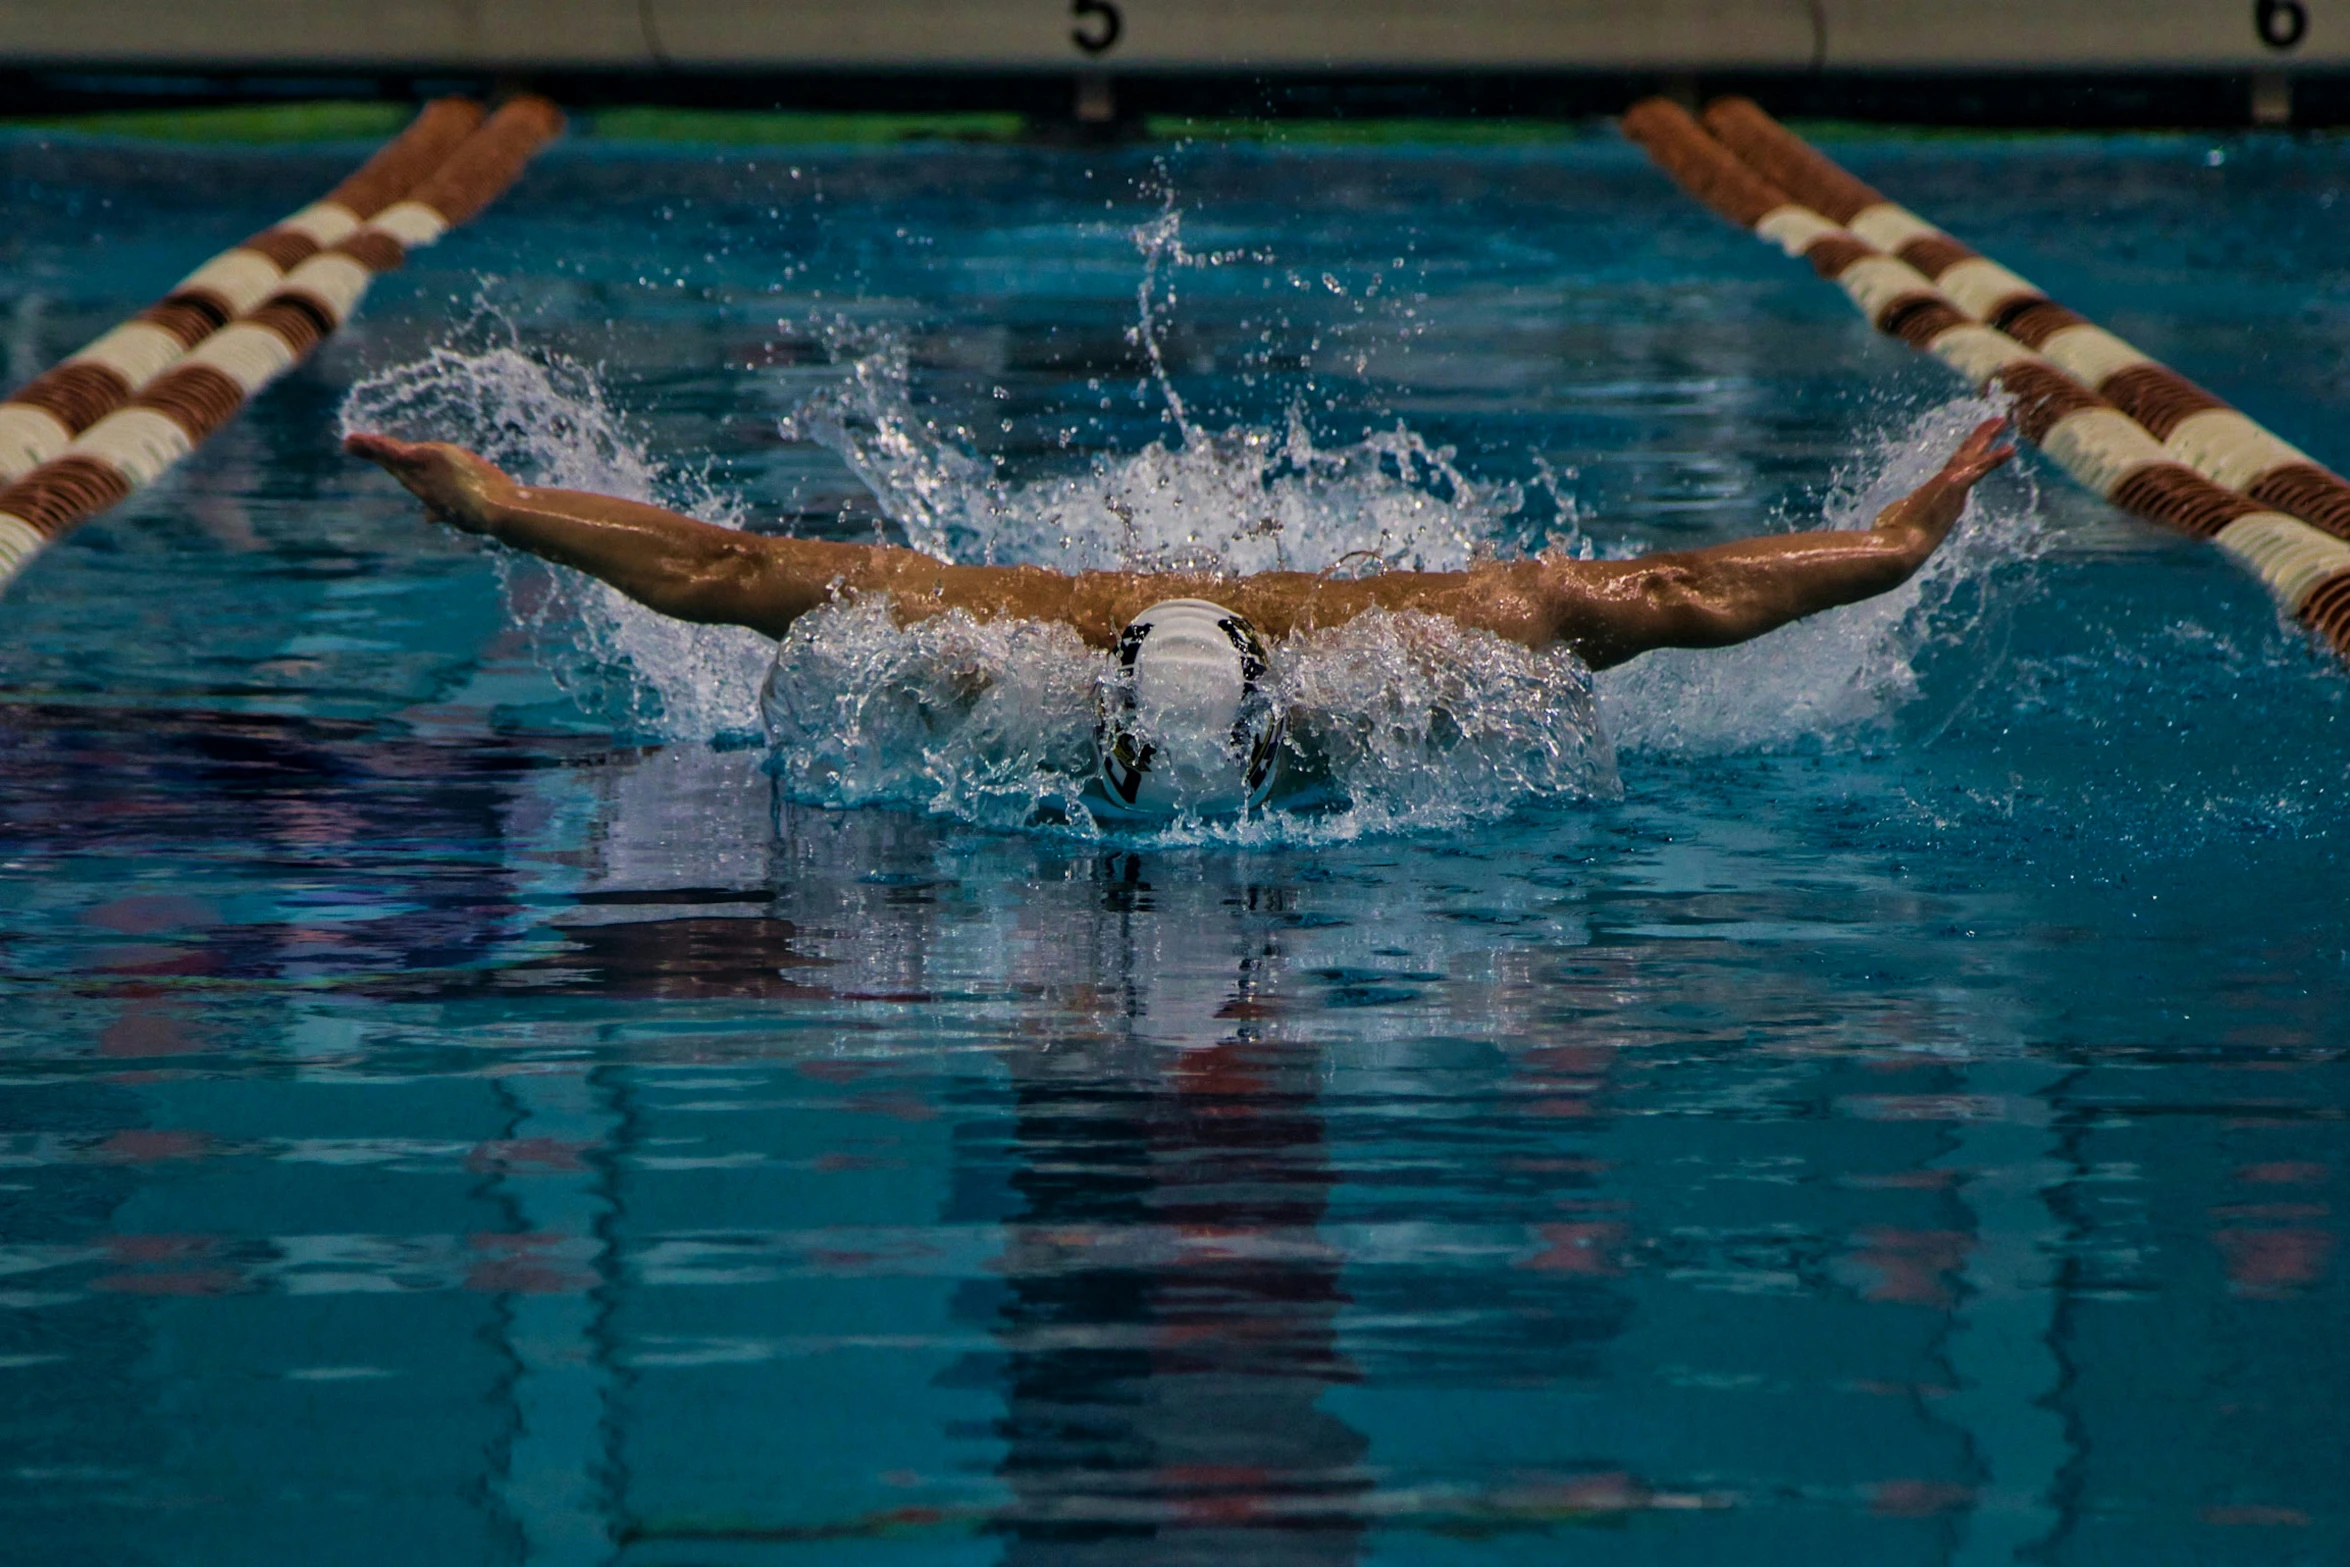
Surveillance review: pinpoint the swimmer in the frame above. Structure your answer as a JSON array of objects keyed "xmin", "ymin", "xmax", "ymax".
[{"xmin": 347, "ymin": 418, "xmax": 2011, "ymax": 812}]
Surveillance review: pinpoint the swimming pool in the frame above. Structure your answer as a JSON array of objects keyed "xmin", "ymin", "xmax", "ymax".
[{"xmin": 1, "ymin": 121, "xmax": 2344, "ymax": 1563}]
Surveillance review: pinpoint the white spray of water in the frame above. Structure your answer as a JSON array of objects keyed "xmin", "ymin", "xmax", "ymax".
[
  {"xmin": 340, "ymin": 345, "xmax": 774, "ymax": 740},
  {"xmin": 338, "ymin": 218, "xmax": 2036, "ymax": 839},
  {"xmin": 1598, "ymin": 393, "xmax": 2042, "ymax": 755},
  {"xmin": 780, "ymin": 266, "xmax": 1510, "ymax": 579},
  {"xmin": 752, "ymin": 595, "xmax": 1617, "ymax": 840},
  {"xmin": 1276, "ymin": 609, "xmax": 1617, "ymax": 835},
  {"xmin": 759, "ymin": 598, "xmax": 1105, "ymax": 830}
]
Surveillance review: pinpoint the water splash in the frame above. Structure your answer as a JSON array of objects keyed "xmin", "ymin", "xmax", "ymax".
[
  {"xmin": 761, "ymin": 291, "xmax": 1613, "ymax": 839},
  {"xmin": 1131, "ymin": 203, "xmax": 1199, "ymax": 445},
  {"xmin": 781, "ymin": 311, "xmax": 1512, "ymax": 578},
  {"xmin": 1276, "ymin": 610, "xmax": 1620, "ymax": 833},
  {"xmin": 1598, "ymin": 394, "xmax": 2044, "ymax": 755},
  {"xmin": 755, "ymin": 597, "xmax": 1619, "ymax": 840},
  {"xmin": 338, "ymin": 240, "xmax": 2037, "ymax": 839},
  {"xmin": 759, "ymin": 598, "xmax": 1105, "ymax": 831},
  {"xmin": 340, "ymin": 346, "xmax": 774, "ymax": 740}
]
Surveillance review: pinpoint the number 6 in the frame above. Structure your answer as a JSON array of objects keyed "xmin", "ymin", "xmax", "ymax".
[{"xmin": 2257, "ymin": 0, "xmax": 2308, "ymax": 50}]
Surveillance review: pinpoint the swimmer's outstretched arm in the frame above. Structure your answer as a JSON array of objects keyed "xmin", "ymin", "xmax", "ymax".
[
  {"xmin": 348, "ymin": 418, "xmax": 2009, "ymax": 667},
  {"xmin": 1529, "ymin": 417, "xmax": 2014, "ymax": 668},
  {"xmin": 345, "ymin": 431, "xmax": 1067, "ymax": 640},
  {"xmin": 1198, "ymin": 417, "xmax": 2012, "ymax": 666}
]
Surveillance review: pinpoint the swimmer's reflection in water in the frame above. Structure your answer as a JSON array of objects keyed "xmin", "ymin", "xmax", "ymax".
[
  {"xmin": 347, "ymin": 420, "xmax": 2010, "ymax": 816},
  {"xmin": 966, "ymin": 856, "xmax": 1368, "ymax": 1561}
]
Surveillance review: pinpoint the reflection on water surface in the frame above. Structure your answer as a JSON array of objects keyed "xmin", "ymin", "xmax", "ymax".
[
  {"xmin": 1, "ymin": 129, "xmax": 2346, "ymax": 1564},
  {"xmin": 3, "ymin": 723, "xmax": 2342, "ymax": 1563}
]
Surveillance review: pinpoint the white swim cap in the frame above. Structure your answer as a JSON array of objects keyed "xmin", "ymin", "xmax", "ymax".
[{"xmin": 1095, "ymin": 599, "xmax": 1284, "ymax": 818}]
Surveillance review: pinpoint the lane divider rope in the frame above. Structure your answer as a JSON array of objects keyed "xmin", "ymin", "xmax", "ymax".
[
  {"xmin": 1701, "ymin": 97, "xmax": 2350, "ymax": 549},
  {"xmin": 0, "ymin": 96, "xmax": 566, "ymax": 594},
  {"xmin": 0, "ymin": 98, "xmax": 485, "ymax": 484},
  {"xmin": 1618, "ymin": 98, "xmax": 2350, "ymax": 665}
]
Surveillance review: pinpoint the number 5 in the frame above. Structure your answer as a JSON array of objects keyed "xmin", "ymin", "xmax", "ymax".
[
  {"xmin": 1072, "ymin": 0, "xmax": 1123, "ymax": 55},
  {"xmin": 2257, "ymin": 0, "xmax": 2308, "ymax": 50}
]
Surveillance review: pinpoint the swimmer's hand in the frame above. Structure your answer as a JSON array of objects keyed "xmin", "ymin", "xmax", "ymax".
[
  {"xmin": 1872, "ymin": 416, "xmax": 2015, "ymax": 565},
  {"xmin": 343, "ymin": 432, "xmax": 517, "ymax": 536},
  {"xmin": 1938, "ymin": 416, "xmax": 2017, "ymax": 491}
]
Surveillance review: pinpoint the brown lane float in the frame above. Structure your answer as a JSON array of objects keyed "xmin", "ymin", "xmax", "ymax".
[
  {"xmin": 0, "ymin": 96, "xmax": 565, "ymax": 594},
  {"xmin": 1700, "ymin": 94, "xmax": 2350, "ymax": 549},
  {"xmin": 0, "ymin": 98, "xmax": 484, "ymax": 483},
  {"xmin": 1619, "ymin": 97, "xmax": 2350, "ymax": 664}
]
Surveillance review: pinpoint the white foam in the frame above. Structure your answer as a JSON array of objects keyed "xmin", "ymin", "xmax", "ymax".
[
  {"xmin": 780, "ymin": 321, "xmax": 1507, "ymax": 577},
  {"xmin": 341, "ymin": 345, "xmax": 774, "ymax": 741},
  {"xmin": 337, "ymin": 248, "xmax": 2038, "ymax": 839},
  {"xmin": 1276, "ymin": 609, "xmax": 1621, "ymax": 830},
  {"xmin": 759, "ymin": 597, "xmax": 1105, "ymax": 830},
  {"xmin": 1599, "ymin": 394, "xmax": 2043, "ymax": 756},
  {"xmin": 752, "ymin": 596, "xmax": 1619, "ymax": 840},
  {"xmin": 763, "ymin": 317, "xmax": 1617, "ymax": 840}
]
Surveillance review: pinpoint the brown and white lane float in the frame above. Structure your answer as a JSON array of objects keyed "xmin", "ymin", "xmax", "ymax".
[
  {"xmin": 1702, "ymin": 95, "xmax": 2350, "ymax": 552},
  {"xmin": 1619, "ymin": 98, "xmax": 2350, "ymax": 664},
  {"xmin": 0, "ymin": 97, "xmax": 484, "ymax": 484},
  {"xmin": 0, "ymin": 96, "xmax": 565, "ymax": 593}
]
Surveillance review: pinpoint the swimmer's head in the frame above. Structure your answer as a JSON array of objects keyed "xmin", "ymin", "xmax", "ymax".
[{"xmin": 1095, "ymin": 599, "xmax": 1284, "ymax": 819}]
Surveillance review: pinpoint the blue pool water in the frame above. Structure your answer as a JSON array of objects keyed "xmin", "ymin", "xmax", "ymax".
[{"xmin": 1, "ymin": 124, "xmax": 2346, "ymax": 1563}]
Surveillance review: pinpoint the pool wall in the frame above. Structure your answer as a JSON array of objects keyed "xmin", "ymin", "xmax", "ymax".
[
  {"xmin": 2, "ymin": 0, "xmax": 2343, "ymax": 72},
  {"xmin": 6, "ymin": 0, "xmax": 2350, "ymax": 127}
]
